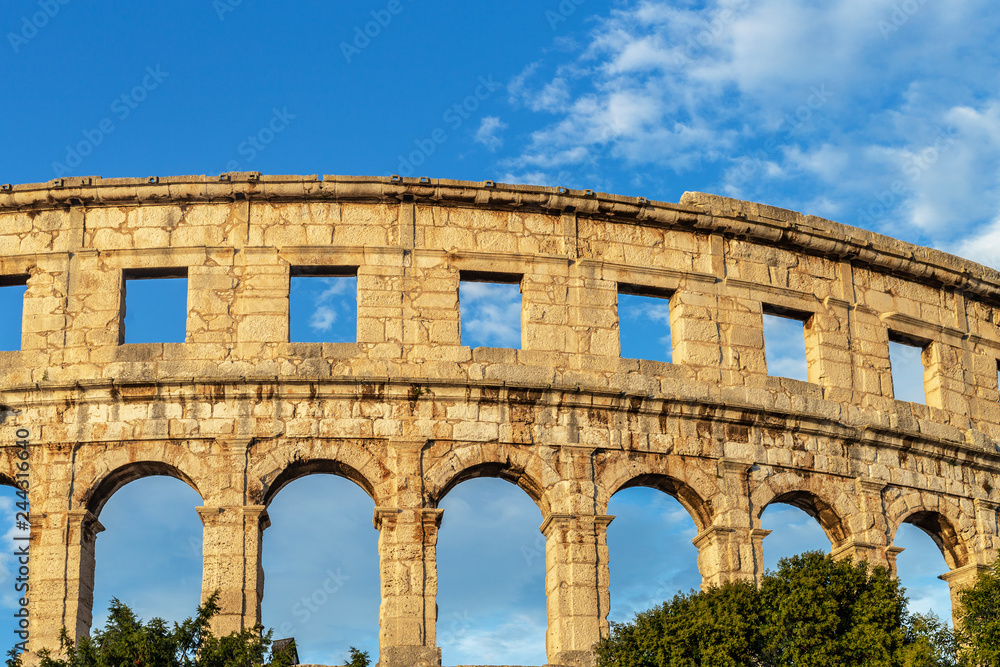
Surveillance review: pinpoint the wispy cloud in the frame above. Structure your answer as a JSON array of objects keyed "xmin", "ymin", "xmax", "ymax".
[
  {"xmin": 309, "ymin": 306, "xmax": 336, "ymax": 332},
  {"xmin": 496, "ymin": 0, "xmax": 1000, "ymax": 265},
  {"xmin": 460, "ymin": 281, "xmax": 522, "ymax": 348},
  {"xmin": 474, "ymin": 116, "xmax": 508, "ymax": 152},
  {"xmin": 299, "ymin": 276, "xmax": 355, "ymax": 334}
]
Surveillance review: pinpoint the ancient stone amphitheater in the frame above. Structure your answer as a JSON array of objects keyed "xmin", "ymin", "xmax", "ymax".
[{"xmin": 1, "ymin": 174, "xmax": 998, "ymax": 667}]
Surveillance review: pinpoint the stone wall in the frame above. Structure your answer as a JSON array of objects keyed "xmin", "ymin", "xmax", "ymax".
[{"xmin": 1, "ymin": 174, "xmax": 998, "ymax": 667}]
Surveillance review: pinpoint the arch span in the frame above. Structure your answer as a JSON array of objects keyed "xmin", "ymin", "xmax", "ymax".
[
  {"xmin": 596, "ymin": 453, "xmax": 718, "ymax": 532},
  {"xmin": 751, "ymin": 471, "xmax": 858, "ymax": 547},
  {"xmin": 249, "ymin": 438, "xmax": 391, "ymax": 507},
  {"xmin": 888, "ymin": 493, "xmax": 974, "ymax": 569},
  {"xmin": 82, "ymin": 460, "xmax": 203, "ymax": 517},
  {"xmin": 423, "ymin": 441, "xmax": 557, "ymax": 515}
]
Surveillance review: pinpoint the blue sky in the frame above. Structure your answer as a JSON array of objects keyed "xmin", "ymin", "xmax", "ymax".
[{"xmin": 2, "ymin": 0, "xmax": 995, "ymax": 663}]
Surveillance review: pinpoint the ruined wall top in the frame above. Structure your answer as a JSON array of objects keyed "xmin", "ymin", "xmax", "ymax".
[
  {"xmin": 2, "ymin": 173, "xmax": 998, "ymax": 301},
  {"xmin": 4, "ymin": 173, "xmax": 1000, "ymax": 468}
]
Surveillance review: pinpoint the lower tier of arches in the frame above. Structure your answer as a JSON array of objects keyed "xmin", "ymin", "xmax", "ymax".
[{"xmin": 27, "ymin": 488, "xmax": 999, "ymax": 667}]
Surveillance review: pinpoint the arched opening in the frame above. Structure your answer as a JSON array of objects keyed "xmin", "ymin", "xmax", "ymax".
[
  {"xmin": 262, "ymin": 473, "xmax": 379, "ymax": 665},
  {"xmin": 92, "ymin": 476, "xmax": 204, "ymax": 628},
  {"xmin": 0, "ymin": 481, "xmax": 29, "ymax": 620},
  {"xmin": 607, "ymin": 486, "xmax": 701, "ymax": 623},
  {"xmin": 436, "ymin": 477, "xmax": 546, "ymax": 666},
  {"xmin": 759, "ymin": 500, "xmax": 833, "ymax": 571},
  {"xmin": 893, "ymin": 512, "xmax": 963, "ymax": 622}
]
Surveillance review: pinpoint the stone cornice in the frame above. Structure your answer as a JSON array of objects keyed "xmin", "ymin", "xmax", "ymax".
[{"xmin": 4, "ymin": 375, "xmax": 1000, "ymax": 471}]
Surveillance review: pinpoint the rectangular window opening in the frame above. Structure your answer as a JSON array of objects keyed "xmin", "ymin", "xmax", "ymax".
[
  {"xmin": 0, "ymin": 275, "xmax": 28, "ymax": 352},
  {"xmin": 762, "ymin": 304, "xmax": 810, "ymax": 382},
  {"xmin": 121, "ymin": 268, "xmax": 188, "ymax": 345},
  {"xmin": 289, "ymin": 267, "xmax": 358, "ymax": 343},
  {"xmin": 887, "ymin": 331, "xmax": 929, "ymax": 403},
  {"xmin": 459, "ymin": 271, "xmax": 522, "ymax": 349},
  {"xmin": 618, "ymin": 283, "xmax": 673, "ymax": 363},
  {"xmin": 996, "ymin": 358, "xmax": 1000, "ymax": 403}
]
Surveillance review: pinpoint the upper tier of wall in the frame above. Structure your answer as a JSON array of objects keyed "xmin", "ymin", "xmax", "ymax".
[{"xmin": 3, "ymin": 173, "xmax": 1000, "ymax": 462}]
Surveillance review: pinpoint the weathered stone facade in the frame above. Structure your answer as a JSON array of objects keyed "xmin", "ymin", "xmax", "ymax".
[{"xmin": 1, "ymin": 174, "xmax": 998, "ymax": 667}]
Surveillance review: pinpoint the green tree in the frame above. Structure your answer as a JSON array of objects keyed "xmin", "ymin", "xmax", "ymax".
[
  {"xmin": 956, "ymin": 557, "xmax": 1000, "ymax": 667},
  {"xmin": 345, "ymin": 646, "xmax": 371, "ymax": 667},
  {"xmin": 6, "ymin": 593, "xmax": 297, "ymax": 667},
  {"xmin": 595, "ymin": 551, "xmax": 957, "ymax": 667},
  {"xmin": 902, "ymin": 613, "xmax": 957, "ymax": 667},
  {"xmin": 595, "ymin": 579, "xmax": 762, "ymax": 667},
  {"xmin": 758, "ymin": 551, "xmax": 909, "ymax": 666}
]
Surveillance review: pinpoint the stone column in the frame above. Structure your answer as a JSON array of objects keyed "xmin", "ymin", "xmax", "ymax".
[
  {"xmin": 541, "ymin": 512, "xmax": 615, "ymax": 667},
  {"xmin": 375, "ymin": 506, "xmax": 443, "ymax": 667},
  {"xmin": 973, "ymin": 498, "xmax": 999, "ymax": 556},
  {"xmin": 693, "ymin": 525, "xmax": 770, "ymax": 588},
  {"xmin": 28, "ymin": 510, "xmax": 104, "ymax": 654},
  {"xmin": 939, "ymin": 563, "xmax": 992, "ymax": 627},
  {"xmin": 197, "ymin": 505, "xmax": 269, "ymax": 635},
  {"xmin": 832, "ymin": 478, "xmax": 893, "ymax": 570},
  {"xmin": 696, "ymin": 459, "xmax": 765, "ymax": 587}
]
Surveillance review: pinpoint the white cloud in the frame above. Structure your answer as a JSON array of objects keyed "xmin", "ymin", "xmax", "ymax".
[
  {"xmin": 309, "ymin": 306, "xmax": 336, "ymax": 332},
  {"xmin": 299, "ymin": 276, "xmax": 355, "ymax": 334},
  {"xmin": 496, "ymin": 0, "xmax": 1000, "ymax": 257},
  {"xmin": 460, "ymin": 282, "xmax": 522, "ymax": 348},
  {"xmin": 474, "ymin": 116, "xmax": 508, "ymax": 152},
  {"xmin": 950, "ymin": 214, "xmax": 1000, "ymax": 270},
  {"xmin": 447, "ymin": 612, "xmax": 547, "ymax": 665}
]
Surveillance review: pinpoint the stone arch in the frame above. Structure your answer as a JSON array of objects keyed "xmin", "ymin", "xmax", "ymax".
[
  {"xmin": 595, "ymin": 452, "xmax": 718, "ymax": 532},
  {"xmin": 423, "ymin": 441, "xmax": 558, "ymax": 516},
  {"xmin": 751, "ymin": 471, "xmax": 857, "ymax": 547},
  {"xmin": 887, "ymin": 492, "xmax": 973, "ymax": 569},
  {"xmin": 248, "ymin": 437, "xmax": 392, "ymax": 507},
  {"xmin": 79, "ymin": 457, "xmax": 204, "ymax": 517}
]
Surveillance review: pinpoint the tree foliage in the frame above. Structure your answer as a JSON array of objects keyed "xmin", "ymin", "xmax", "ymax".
[
  {"xmin": 345, "ymin": 646, "xmax": 371, "ymax": 667},
  {"xmin": 955, "ymin": 558, "xmax": 1000, "ymax": 667},
  {"xmin": 596, "ymin": 551, "xmax": 958, "ymax": 667},
  {"xmin": 6, "ymin": 593, "xmax": 298, "ymax": 667}
]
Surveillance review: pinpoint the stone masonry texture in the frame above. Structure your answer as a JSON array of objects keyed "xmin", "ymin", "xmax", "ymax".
[{"xmin": 0, "ymin": 174, "xmax": 998, "ymax": 667}]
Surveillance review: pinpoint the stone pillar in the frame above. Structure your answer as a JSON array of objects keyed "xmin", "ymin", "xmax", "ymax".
[
  {"xmin": 939, "ymin": 563, "xmax": 992, "ymax": 627},
  {"xmin": 832, "ymin": 478, "xmax": 893, "ymax": 570},
  {"xmin": 197, "ymin": 505, "xmax": 269, "ymax": 635},
  {"xmin": 923, "ymin": 340, "xmax": 971, "ymax": 416},
  {"xmin": 541, "ymin": 512, "xmax": 615, "ymax": 667},
  {"xmin": 973, "ymin": 498, "xmax": 1000, "ymax": 556},
  {"xmin": 28, "ymin": 510, "xmax": 104, "ymax": 654},
  {"xmin": 693, "ymin": 525, "xmax": 770, "ymax": 588},
  {"xmin": 375, "ymin": 506, "xmax": 443, "ymax": 667},
  {"xmin": 696, "ymin": 459, "xmax": 765, "ymax": 587}
]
